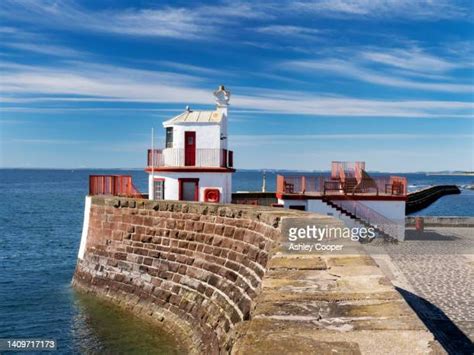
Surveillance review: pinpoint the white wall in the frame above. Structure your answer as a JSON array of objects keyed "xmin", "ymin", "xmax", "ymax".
[
  {"xmin": 78, "ymin": 196, "xmax": 91, "ymax": 260},
  {"xmin": 149, "ymin": 172, "xmax": 232, "ymax": 204},
  {"xmin": 357, "ymin": 200, "xmax": 405, "ymax": 222},
  {"xmin": 164, "ymin": 123, "xmax": 225, "ymax": 150}
]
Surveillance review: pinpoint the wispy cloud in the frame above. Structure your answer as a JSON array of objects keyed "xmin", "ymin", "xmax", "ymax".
[
  {"xmin": 233, "ymin": 133, "xmax": 474, "ymax": 147},
  {"xmin": 286, "ymin": 58, "xmax": 473, "ymax": 93},
  {"xmin": 0, "ymin": 0, "xmax": 268, "ymax": 40},
  {"xmin": 255, "ymin": 25, "xmax": 321, "ymax": 40},
  {"xmin": 0, "ymin": 26, "xmax": 88, "ymax": 58},
  {"xmin": 290, "ymin": 0, "xmax": 471, "ymax": 20},
  {"xmin": 1, "ymin": 57, "xmax": 472, "ymax": 118},
  {"xmin": 361, "ymin": 48, "xmax": 462, "ymax": 73}
]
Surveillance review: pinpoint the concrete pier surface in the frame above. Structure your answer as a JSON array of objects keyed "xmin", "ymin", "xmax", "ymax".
[{"xmin": 367, "ymin": 226, "xmax": 474, "ymax": 354}]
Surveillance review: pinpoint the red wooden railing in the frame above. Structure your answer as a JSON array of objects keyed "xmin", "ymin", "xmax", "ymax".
[
  {"xmin": 331, "ymin": 161, "xmax": 365, "ymax": 182},
  {"xmin": 89, "ymin": 175, "xmax": 144, "ymax": 198}
]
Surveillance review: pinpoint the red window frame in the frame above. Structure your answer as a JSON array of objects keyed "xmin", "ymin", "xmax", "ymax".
[
  {"xmin": 178, "ymin": 178, "xmax": 199, "ymax": 201},
  {"xmin": 153, "ymin": 178, "xmax": 165, "ymax": 200}
]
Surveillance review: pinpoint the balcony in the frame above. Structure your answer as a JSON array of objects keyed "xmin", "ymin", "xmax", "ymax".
[
  {"xmin": 147, "ymin": 148, "xmax": 234, "ymax": 169},
  {"xmin": 277, "ymin": 174, "xmax": 407, "ymax": 197}
]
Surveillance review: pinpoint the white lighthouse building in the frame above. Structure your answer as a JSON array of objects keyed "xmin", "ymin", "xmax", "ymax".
[{"xmin": 146, "ymin": 85, "xmax": 234, "ymax": 203}]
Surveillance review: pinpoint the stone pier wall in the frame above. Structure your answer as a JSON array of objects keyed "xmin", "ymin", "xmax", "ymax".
[
  {"xmin": 73, "ymin": 196, "xmax": 304, "ymax": 353},
  {"xmin": 73, "ymin": 196, "xmax": 440, "ymax": 354}
]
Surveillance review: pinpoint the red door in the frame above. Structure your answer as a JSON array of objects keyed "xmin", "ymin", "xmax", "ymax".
[
  {"xmin": 179, "ymin": 178, "xmax": 199, "ymax": 201},
  {"xmin": 184, "ymin": 131, "xmax": 196, "ymax": 166}
]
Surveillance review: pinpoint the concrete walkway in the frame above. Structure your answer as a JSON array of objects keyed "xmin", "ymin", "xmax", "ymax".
[
  {"xmin": 232, "ymin": 216, "xmax": 442, "ymax": 354},
  {"xmin": 367, "ymin": 227, "xmax": 474, "ymax": 354}
]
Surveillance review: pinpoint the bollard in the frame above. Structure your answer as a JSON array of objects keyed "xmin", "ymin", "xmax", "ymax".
[{"xmin": 415, "ymin": 217, "xmax": 424, "ymax": 232}]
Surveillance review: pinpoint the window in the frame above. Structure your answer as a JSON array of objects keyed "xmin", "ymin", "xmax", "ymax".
[
  {"xmin": 153, "ymin": 179, "xmax": 164, "ymax": 200},
  {"xmin": 165, "ymin": 127, "xmax": 173, "ymax": 148},
  {"xmin": 289, "ymin": 205, "xmax": 306, "ymax": 211}
]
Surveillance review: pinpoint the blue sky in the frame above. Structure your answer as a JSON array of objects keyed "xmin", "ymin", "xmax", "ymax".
[{"xmin": 0, "ymin": 0, "xmax": 473, "ymax": 171}]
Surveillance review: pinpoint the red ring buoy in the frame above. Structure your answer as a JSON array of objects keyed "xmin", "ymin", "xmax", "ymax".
[{"xmin": 204, "ymin": 188, "xmax": 220, "ymax": 203}]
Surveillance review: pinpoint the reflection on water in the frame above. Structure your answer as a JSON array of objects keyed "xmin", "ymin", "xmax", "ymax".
[{"xmin": 71, "ymin": 291, "xmax": 185, "ymax": 354}]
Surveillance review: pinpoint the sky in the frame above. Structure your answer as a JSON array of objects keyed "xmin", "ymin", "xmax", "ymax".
[{"xmin": 0, "ymin": 0, "xmax": 473, "ymax": 172}]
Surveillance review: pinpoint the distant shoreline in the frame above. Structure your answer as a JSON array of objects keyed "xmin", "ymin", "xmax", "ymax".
[
  {"xmin": 426, "ymin": 173, "xmax": 474, "ymax": 176},
  {"xmin": 1, "ymin": 167, "xmax": 473, "ymax": 175}
]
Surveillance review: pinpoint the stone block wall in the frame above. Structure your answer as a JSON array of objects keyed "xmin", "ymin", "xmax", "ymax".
[
  {"xmin": 73, "ymin": 196, "xmax": 439, "ymax": 354},
  {"xmin": 73, "ymin": 196, "xmax": 303, "ymax": 353}
]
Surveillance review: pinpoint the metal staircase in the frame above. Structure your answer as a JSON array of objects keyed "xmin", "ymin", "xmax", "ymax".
[{"xmin": 322, "ymin": 197, "xmax": 400, "ymax": 242}]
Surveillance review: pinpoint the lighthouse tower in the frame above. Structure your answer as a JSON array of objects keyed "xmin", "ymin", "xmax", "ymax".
[{"xmin": 146, "ymin": 85, "xmax": 234, "ymax": 203}]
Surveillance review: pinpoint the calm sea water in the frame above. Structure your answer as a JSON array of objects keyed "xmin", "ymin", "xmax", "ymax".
[{"xmin": 0, "ymin": 169, "xmax": 472, "ymax": 353}]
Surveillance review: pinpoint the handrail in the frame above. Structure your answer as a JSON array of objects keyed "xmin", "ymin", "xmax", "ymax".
[
  {"xmin": 328, "ymin": 195, "xmax": 403, "ymax": 239},
  {"xmin": 147, "ymin": 148, "xmax": 233, "ymax": 168}
]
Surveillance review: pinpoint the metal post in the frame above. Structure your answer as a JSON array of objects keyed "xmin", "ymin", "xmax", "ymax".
[{"xmin": 151, "ymin": 127, "xmax": 154, "ymax": 200}]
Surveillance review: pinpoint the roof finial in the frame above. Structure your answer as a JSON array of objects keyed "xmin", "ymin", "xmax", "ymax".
[{"xmin": 213, "ymin": 85, "xmax": 230, "ymax": 107}]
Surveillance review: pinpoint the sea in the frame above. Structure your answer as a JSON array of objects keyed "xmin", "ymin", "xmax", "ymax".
[{"xmin": 0, "ymin": 169, "xmax": 473, "ymax": 353}]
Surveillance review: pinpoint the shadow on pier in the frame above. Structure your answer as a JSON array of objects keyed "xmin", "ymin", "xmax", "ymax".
[{"xmin": 396, "ymin": 287, "xmax": 474, "ymax": 355}]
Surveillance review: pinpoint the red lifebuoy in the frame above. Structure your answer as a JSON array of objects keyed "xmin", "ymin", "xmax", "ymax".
[{"xmin": 204, "ymin": 188, "xmax": 220, "ymax": 203}]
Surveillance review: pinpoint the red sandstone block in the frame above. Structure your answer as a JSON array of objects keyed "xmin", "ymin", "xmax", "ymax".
[
  {"xmin": 178, "ymin": 265, "xmax": 187, "ymax": 275},
  {"xmin": 143, "ymin": 257, "xmax": 153, "ymax": 266},
  {"xmin": 247, "ymin": 248, "xmax": 258, "ymax": 261},
  {"xmin": 165, "ymin": 219, "xmax": 176, "ymax": 229},
  {"xmin": 143, "ymin": 217, "xmax": 153, "ymax": 227},
  {"xmin": 113, "ymin": 252, "xmax": 127, "ymax": 260},
  {"xmin": 256, "ymin": 251, "xmax": 268, "ymax": 265},
  {"xmin": 132, "ymin": 247, "xmax": 148, "ymax": 256},
  {"xmin": 148, "ymin": 250, "xmax": 160, "ymax": 258},
  {"xmin": 170, "ymin": 212, "xmax": 182, "ymax": 219},
  {"xmin": 168, "ymin": 262, "xmax": 178, "ymax": 273},
  {"xmin": 111, "ymin": 230, "xmax": 123, "ymax": 241},
  {"xmin": 222, "ymin": 226, "xmax": 234, "ymax": 238},
  {"xmin": 193, "ymin": 222, "xmax": 204, "ymax": 232},
  {"xmin": 184, "ymin": 221, "xmax": 194, "ymax": 231},
  {"xmin": 233, "ymin": 228, "xmax": 245, "ymax": 241},
  {"xmin": 203, "ymin": 223, "xmax": 215, "ymax": 234},
  {"xmin": 151, "ymin": 278, "xmax": 162, "ymax": 287},
  {"xmin": 176, "ymin": 220, "xmax": 185, "ymax": 230},
  {"xmin": 214, "ymin": 225, "xmax": 225, "ymax": 236}
]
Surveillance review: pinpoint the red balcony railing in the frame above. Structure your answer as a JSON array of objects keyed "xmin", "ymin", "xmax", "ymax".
[
  {"xmin": 276, "ymin": 175, "xmax": 325, "ymax": 194},
  {"xmin": 147, "ymin": 148, "xmax": 234, "ymax": 168},
  {"xmin": 89, "ymin": 175, "xmax": 144, "ymax": 198},
  {"xmin": 277, "ymin": 174, "xmax": 407, "ymax": 197}
]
